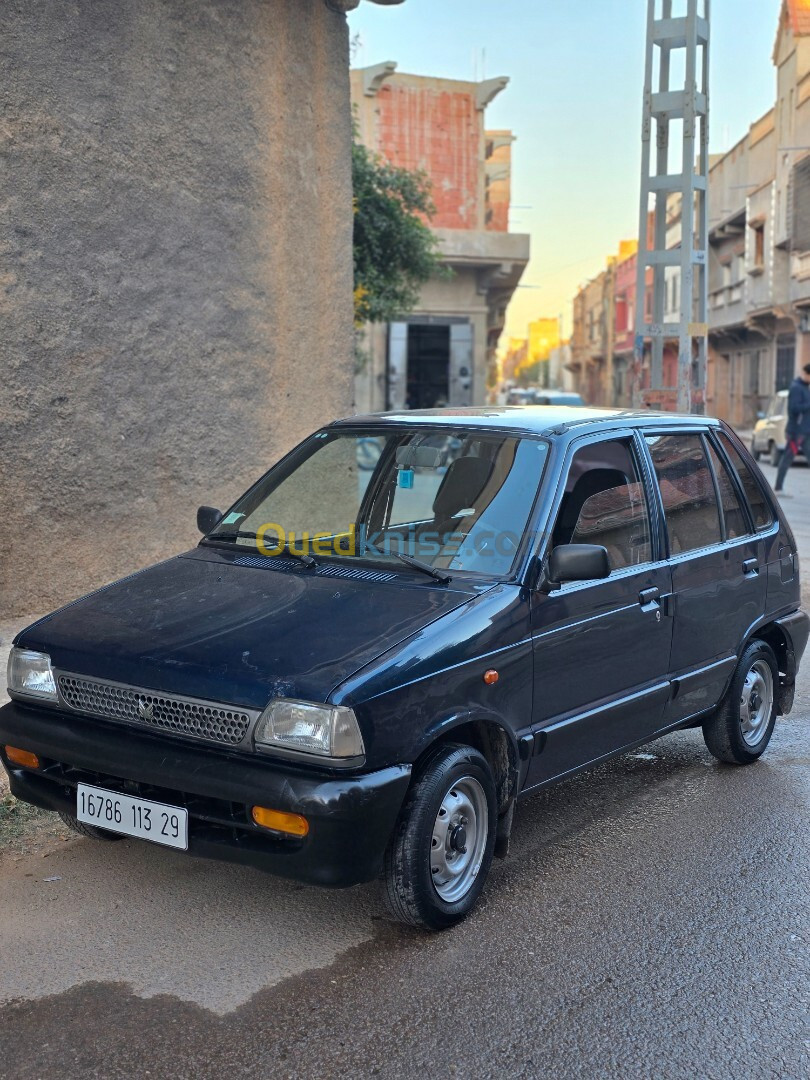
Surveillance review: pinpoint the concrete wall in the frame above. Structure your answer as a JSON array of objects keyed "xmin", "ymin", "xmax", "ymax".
[{"xmin": 1, "ymin": 0, "xmax": 355, "ymax": 617}]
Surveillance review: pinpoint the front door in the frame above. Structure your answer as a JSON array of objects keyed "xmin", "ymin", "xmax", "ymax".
[{"xmin": 526, "ymin": 434, "xmax": 673, "ymax": 787}]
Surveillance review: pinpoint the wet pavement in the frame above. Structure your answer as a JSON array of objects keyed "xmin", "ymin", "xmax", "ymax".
[{"xmin": 1, "ymin": 461, "xmax": 809, "ymax": 1079}]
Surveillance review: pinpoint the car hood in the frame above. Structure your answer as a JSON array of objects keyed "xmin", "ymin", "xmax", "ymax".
[{"xmin": 16, "ymin": 548, "xmax": 489, "ymax": 710}]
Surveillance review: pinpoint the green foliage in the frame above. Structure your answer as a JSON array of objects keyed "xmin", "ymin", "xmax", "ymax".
[{"xmin": 353, "ymin": 135, "xmax": 444, "ymax": 326}]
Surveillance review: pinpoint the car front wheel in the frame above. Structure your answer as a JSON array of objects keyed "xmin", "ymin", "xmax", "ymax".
[
  {"xmin": 383, "ymin": 743, "xmax": 497, "ymax": 930},
  {"xmin": 58, "ymin": 810, "xmax": 124, "ymax": 841},
  {"xmin": 769, "ymin": 442, "xmax": 781, "ymax": 467},
  {"xmin": 750, "ymin": 438, "xmax": 761, "ymax": 462},
  {"xmin": 702, "ymin": 640, "xmax": 778, "ymax": 765}
]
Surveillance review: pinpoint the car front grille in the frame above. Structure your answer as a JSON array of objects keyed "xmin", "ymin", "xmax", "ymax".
[{"xmin": 57, "ymin": 674, "xmax": 258, "ymax": 747}]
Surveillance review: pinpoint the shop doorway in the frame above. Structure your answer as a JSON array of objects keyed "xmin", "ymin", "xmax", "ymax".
[
  {"xmin": 388, "ymin": 320, "xmax": 474, "ymax": 410},
  {"xmin": 407, "ymin": 324, "xmax": 450, "ymax": 409}
]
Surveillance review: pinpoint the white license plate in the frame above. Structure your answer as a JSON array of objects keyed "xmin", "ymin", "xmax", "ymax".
[{"xmin": 76, "ymin": 783, "xmax": 188, "ymax": 850}]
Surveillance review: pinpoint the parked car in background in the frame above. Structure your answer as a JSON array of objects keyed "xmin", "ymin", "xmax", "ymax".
[
  {"xmin": 3, "ymin": 407, "xmax": 807, "ymax": 929},
  {"xmin": 751, "ymin": 389, "xmax": 807, "ymax": 466},
  {"xmin": 531, "ymin": 390, "xmax": 585, "ymax": 407},
  {"xmin": 505, "ymin": 387, "xmax": 535, "ymax": 405},
  {"xmin": 506, "ymin": 388, "xmax": 586, "ymax": 407}
]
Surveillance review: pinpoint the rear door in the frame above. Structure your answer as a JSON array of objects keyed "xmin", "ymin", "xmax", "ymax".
[
  {"xmin": 642, "ymin": 430, "xmax": 767, "ymax": 724},
  {"xmin": 526, "ymin": 432, "xmax": 673, "ymax": 786}
]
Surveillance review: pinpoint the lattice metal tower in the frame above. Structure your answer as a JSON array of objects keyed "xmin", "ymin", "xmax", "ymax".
[{"xmin": 634, "ymin": 0, "xmax": 710, "ymax": 414}]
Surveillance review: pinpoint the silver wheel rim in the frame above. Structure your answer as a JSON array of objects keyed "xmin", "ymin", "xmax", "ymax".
[
  {"xmin": 430, "ymin": 776, "xmax": 488, "ymax": 904},
  {"xmin": 739, "ymin": 660, "xmax": 773, "ymax": 747}
]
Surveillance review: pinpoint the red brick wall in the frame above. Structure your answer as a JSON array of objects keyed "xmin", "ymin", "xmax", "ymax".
[
  {"xmin": 487, "ymin": 193, "xmax": 509, "ymax": 232},
  {"xmin": 375, "ymin": 83, "xmax": 481, "ymax": 230}
]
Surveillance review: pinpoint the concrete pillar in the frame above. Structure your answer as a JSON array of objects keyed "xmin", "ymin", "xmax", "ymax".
[{"xmin": 1, "ymin": 0, "xmax": 356, "ymax": 616}]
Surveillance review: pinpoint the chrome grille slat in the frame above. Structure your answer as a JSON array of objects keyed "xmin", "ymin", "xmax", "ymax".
[{"xmin": 57, "ymin": 675, "xmax": 255, "ymax": 746}]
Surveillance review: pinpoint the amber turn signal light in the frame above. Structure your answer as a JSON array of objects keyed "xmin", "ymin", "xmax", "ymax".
[
  {"xmin": 483, "ymin": 669, "xmax": 499, "ymax": 685},
  {"xmin": 251, "ymin": 806, "xmax": 310, "ymax": 837},
  {"xmin": 5, "ymin": 746, "xmax": 40, "ymax": 770}
]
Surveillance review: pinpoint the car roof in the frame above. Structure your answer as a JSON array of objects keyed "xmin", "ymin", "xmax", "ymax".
[{"xmin": 333, "ymin": 406, "xmax": 724, "ymax": 438}]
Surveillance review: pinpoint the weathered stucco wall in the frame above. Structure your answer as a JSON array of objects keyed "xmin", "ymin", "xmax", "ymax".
[{"xmin": 0, "ymin": 0, "xmax": 356, "ymax": 617}]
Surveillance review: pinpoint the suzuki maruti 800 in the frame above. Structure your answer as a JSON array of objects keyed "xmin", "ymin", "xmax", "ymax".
[{"xmin": 2, "ymin": 407, "xmax": 807, "ymax": 928}]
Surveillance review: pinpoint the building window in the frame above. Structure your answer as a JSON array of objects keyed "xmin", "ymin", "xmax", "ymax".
[
  {"xmin": 615, "ymin": 297, "xmax": 628, "ymax": 333},
  {"xmin": 750, "ymin": 223, "xmax": 765, "ymax": 272}
]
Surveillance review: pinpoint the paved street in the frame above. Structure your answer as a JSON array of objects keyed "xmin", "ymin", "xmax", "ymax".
[{"xmin": 1, "ymin": 461, "xmax": 809, "ymax": 1080}]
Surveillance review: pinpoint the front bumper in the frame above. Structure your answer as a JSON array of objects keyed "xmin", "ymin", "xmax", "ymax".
[{"xmin": 0, "ymin": 700, "xmax": 411, "ymax": 887}]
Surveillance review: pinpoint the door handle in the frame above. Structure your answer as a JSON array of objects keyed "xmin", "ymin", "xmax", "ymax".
[
  {"xmin": 639, "ymin": 587, "xmax": 660, "ymax": 606},
  {"xmin": 742, "ymin": 558, "xmax": 759, "ymax": 577}
]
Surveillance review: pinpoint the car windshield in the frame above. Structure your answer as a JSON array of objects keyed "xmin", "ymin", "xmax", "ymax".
[{"xmin": 206, "ymin": 428, "xmax": 549, "ymax": 577}]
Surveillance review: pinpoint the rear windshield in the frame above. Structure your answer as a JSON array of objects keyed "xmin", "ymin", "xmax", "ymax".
[{"xmin": 207, "ymin": 429, "xmax": 550, "ymax": 577}]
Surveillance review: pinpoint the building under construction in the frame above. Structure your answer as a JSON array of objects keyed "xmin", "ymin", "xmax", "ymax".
[{"xmin": 350, "ymin": 64, "xmax": 530, "ymax": 412}]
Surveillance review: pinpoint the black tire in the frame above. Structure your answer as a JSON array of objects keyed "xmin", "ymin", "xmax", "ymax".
[
  {"xmin": 702, "ymin": 640, "xmax": 778, "ymax": 765},
  {"xmin": 769, "ymin": 442, "xmax": 781, "ymax": 468},
  {"xmin": 750, "ymin": 439, "xmax": 761, "ymax": 462},
  {"xmin": 383, "ymin": 743, "xmax": 497, "ymax": 930},
  {"xmin": 58, "ymin": 810, "xmax": 124, "ymax": 841}
]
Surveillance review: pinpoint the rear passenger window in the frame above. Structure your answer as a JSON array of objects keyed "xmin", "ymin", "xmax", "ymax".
[
  {"xmin": 645, "ymin": 434, "xmax": 722, "ymax": 554},
  {"xmin": 552, "ymin": 439, "xmax": 652, "ymax": 570},
  {"xmin": 706, "ymin": 442, "xmax": 749, "ymax": 539},
  {"xmin": 718, "ymin": 433, "xmax": 773, "ymax": 530}
]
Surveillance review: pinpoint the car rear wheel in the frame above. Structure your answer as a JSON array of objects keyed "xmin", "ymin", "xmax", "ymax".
[
  {"xmin": 769, "ymin": 441, "xmax": 781, "ymax": 467},
  {"xmin": 383, "ymin": 743, "xmax": 497, "ymax": 930},
  {"xmin": 702, "ymin": 641, "xmax": 778, "ymax": 765},
  {"xmin": 58, "ymin": 810, "xmax": 124, "ymax": 841}
]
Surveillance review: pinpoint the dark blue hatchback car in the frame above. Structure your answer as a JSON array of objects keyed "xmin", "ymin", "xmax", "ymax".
[{"xmin": 2, "ymin": 407, "xmax": 808, "ymax": 928}]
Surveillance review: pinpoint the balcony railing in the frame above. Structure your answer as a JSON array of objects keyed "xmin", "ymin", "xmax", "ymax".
[{"xmin": 709, "ymin": 282, "xmax": 744, "ymax": 310}]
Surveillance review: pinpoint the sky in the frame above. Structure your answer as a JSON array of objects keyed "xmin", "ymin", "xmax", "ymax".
[{"xmin": 349, "ymin": 0, "xmax": 782, "ymax": 340}]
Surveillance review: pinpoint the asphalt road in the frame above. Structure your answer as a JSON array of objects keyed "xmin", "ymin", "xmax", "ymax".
[{"xmin": 1, "ymin": 460, "xmax": 809, "ymax": 1080}]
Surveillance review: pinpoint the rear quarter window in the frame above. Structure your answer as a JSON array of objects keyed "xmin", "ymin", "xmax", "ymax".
[{"xmin": 717, "ymin": 433, "xmax": 773, "ymax": 531}]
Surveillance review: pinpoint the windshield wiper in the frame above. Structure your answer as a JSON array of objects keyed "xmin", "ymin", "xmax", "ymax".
[
  {"xmin": 204, "ymin": 532, "xmax": 318, "ymax": 568},
  {"xmin": 393, "ymin": 553, "xmax": 452, "ymax": 585}
]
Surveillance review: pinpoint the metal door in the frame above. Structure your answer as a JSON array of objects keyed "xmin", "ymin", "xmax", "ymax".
[
  {"xmin": 449, "ymin": 322, "xmax": 473, "ymax": 406},
  {"xmin": 387, "ymin": 323, "xmax": 408, "ymax": 410}
]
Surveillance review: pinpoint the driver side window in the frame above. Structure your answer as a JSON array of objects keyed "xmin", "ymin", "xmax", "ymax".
[{"xmin": 551, "ymin": 439, "xmax": 653, "ymax": 571}]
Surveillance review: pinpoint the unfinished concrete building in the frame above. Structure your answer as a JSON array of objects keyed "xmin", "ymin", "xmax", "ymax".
[{"xmin": 351, "ymin": 64, "xmax": 529, "ymax": 412}]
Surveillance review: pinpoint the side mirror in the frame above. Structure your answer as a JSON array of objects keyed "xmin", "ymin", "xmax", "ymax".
[
  {"xmin": 542, "ymin": 544, "xmax": 611, "ymax": 592},
  {"xmin": 756, "ymin": 411, "xmax": 766, "ymax": 421},
  {"xmin": 197, "ymin": 506, "xmax": 223, "ymax": 535}
]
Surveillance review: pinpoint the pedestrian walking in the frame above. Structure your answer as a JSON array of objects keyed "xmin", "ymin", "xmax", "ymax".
[{"xmin": 774, "ymin": 363, "xmax": 810, "ymax": 495}]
